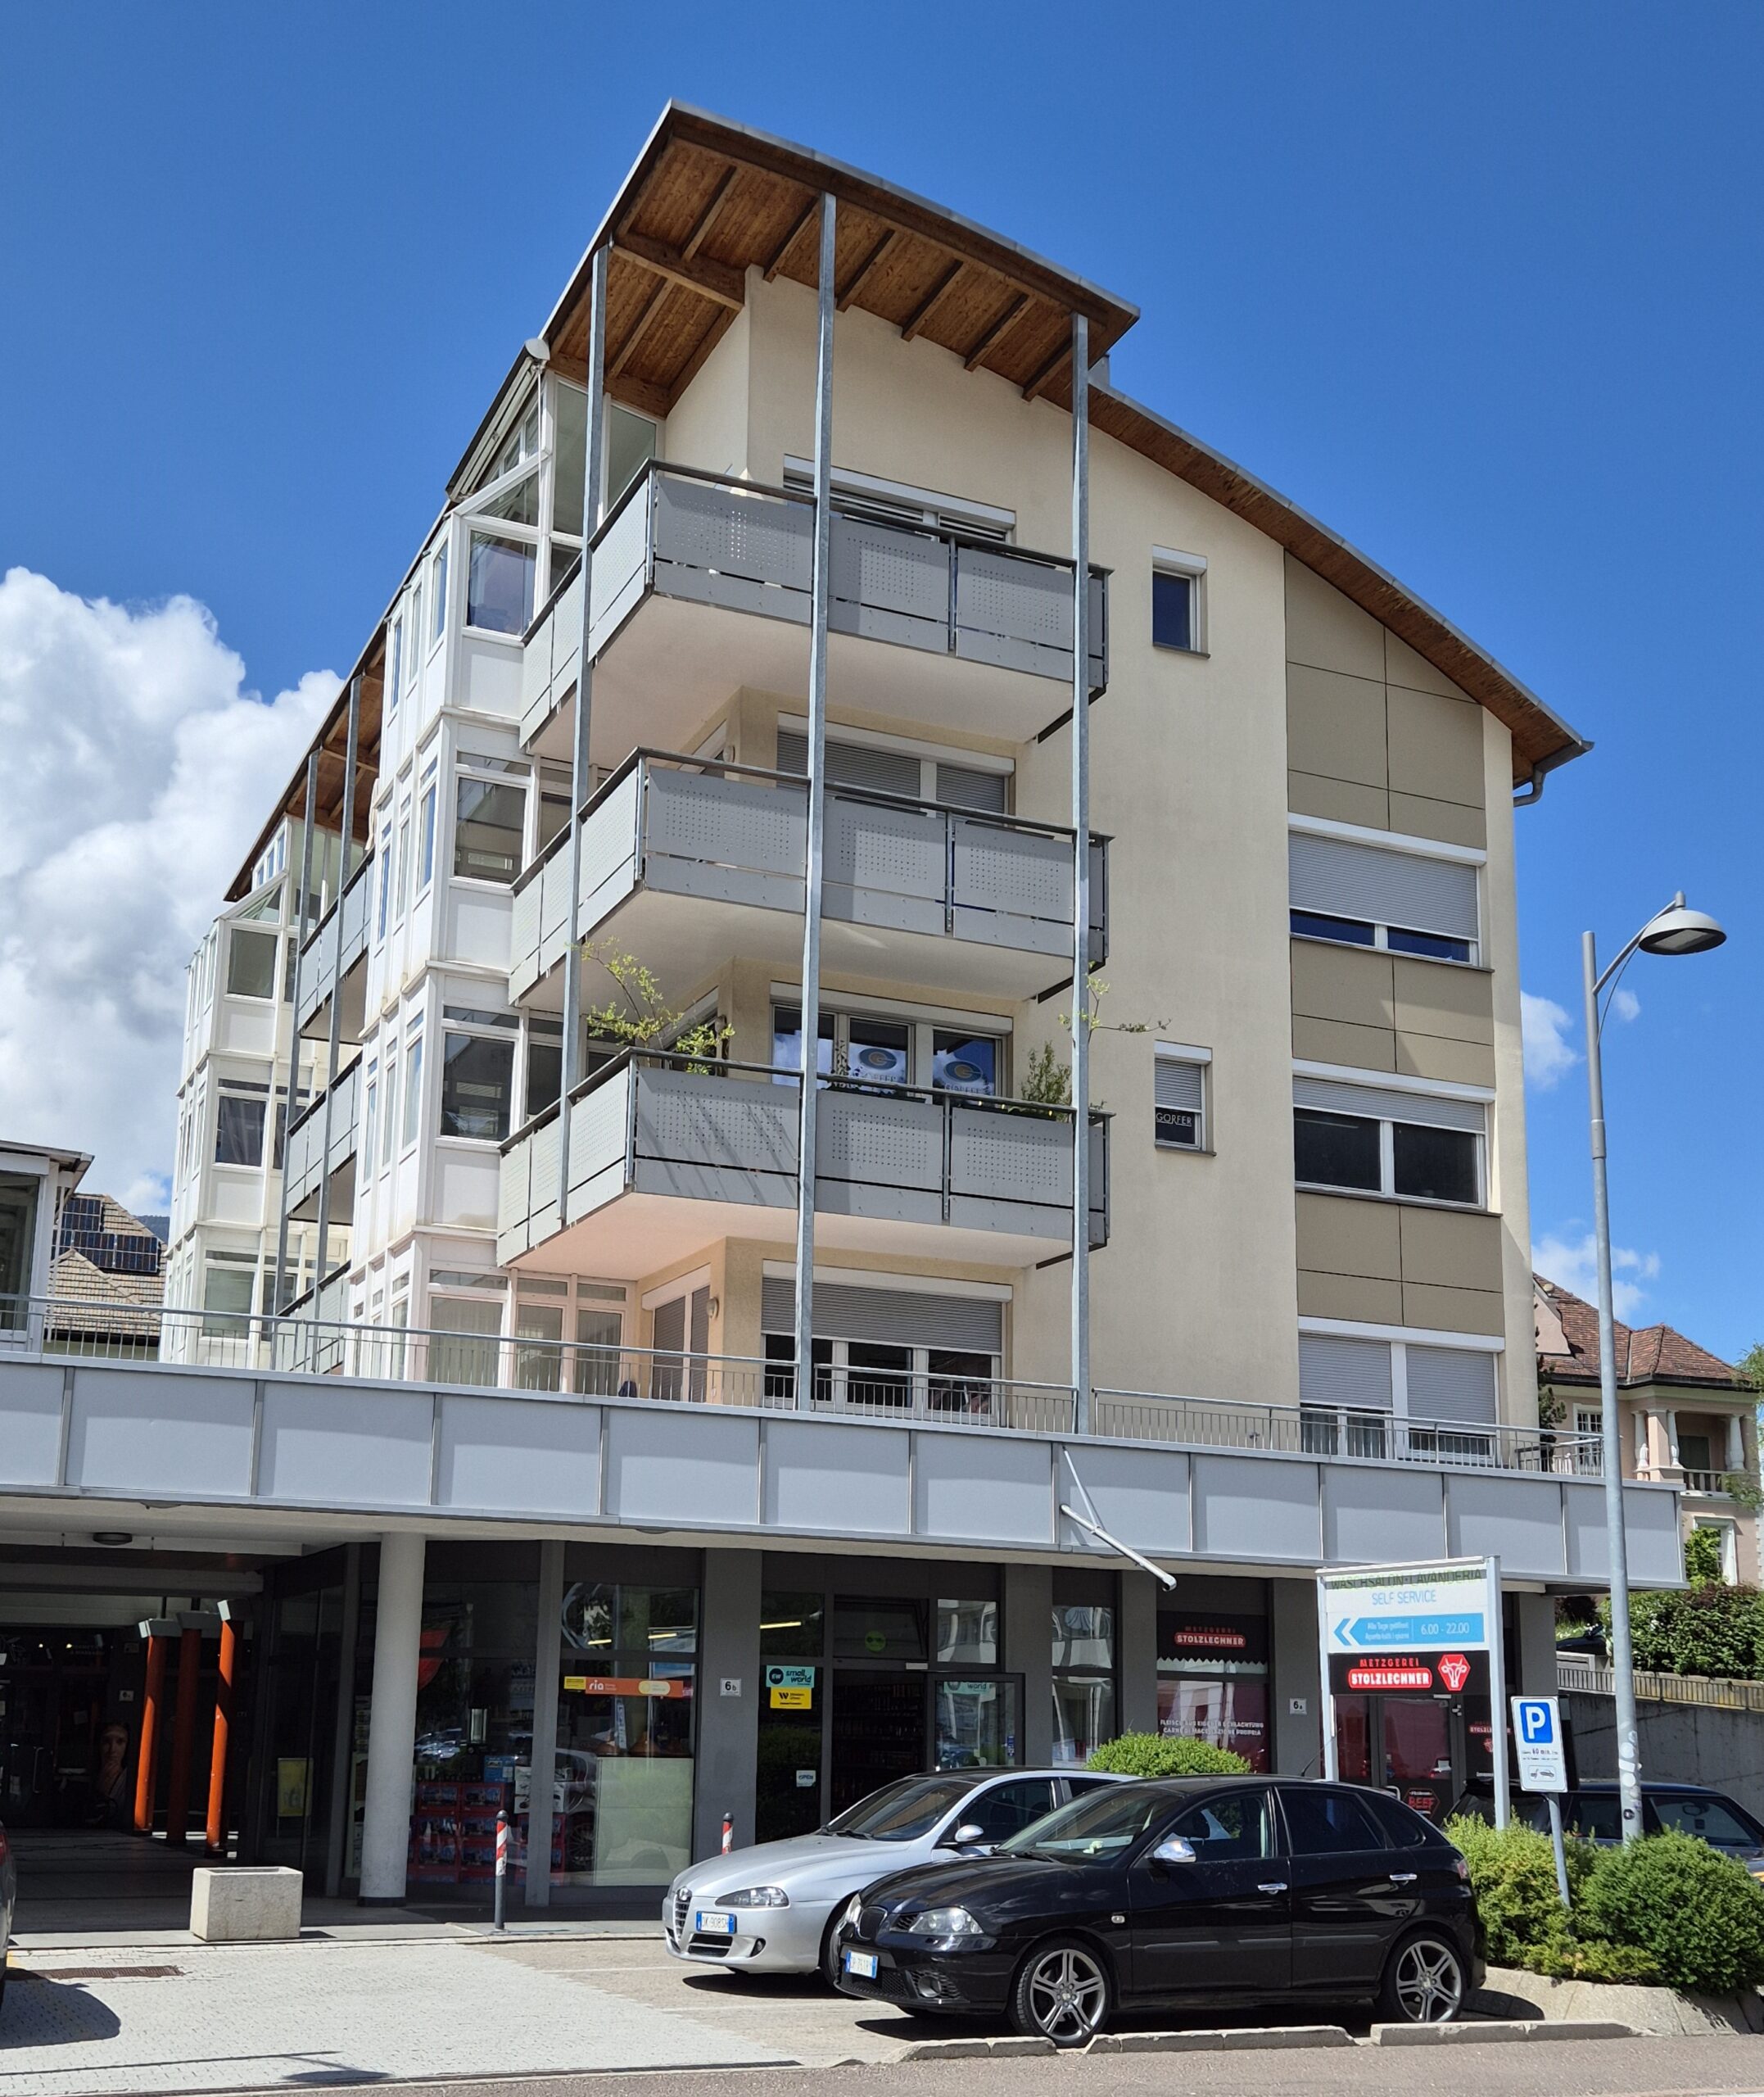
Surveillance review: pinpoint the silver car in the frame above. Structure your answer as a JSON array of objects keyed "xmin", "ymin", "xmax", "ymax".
[{"xmin": 664, "ymin": 1769, "xmax": 1122, "ymax": 1982}]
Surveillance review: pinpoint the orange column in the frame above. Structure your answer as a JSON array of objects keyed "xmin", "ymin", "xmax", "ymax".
[
  {"xmin": 205, "ymin": 1615, "xmax": 237, "ymax": 1855},
  {"xmin": 133, "ymin": 1633, "xmax": 165, "ymax": 1833},
  {"xmin": 165, "ymin": 1626, "xmax": 203, "ymax": 1845}
]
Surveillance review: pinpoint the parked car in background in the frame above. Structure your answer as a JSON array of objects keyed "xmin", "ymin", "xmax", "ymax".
[
  {"xmin": 833, "ymin": 1777, "xmax": 1482, "ymax": 2045},
  {"xmin": 1451, "ymin": 1779, "xmax": 1764, "ymax": 1876},
  {"xmin": 665, "ymin": 1769, "xmax": 1124, "ymax": 1982}
]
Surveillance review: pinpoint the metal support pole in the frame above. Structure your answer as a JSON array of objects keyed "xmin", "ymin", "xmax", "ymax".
[
  {"xmin": 791, "ymin": 192, "xmax": 837, "ymax": 1406},
  {"xmin": 1068, "ymin": 314, "xmax": 1092, "ymax": 1430},
  {"xmin": 313, "ymin": 677, "xmax": 361, "ymax": 1308},
  {"xmin": 270, "ymin": 751, "xmax": 321, "ymax": 1319},
  {"xmin": 1545, "ymin": 1795, "xmax": 1571, "ymax": 1907},
  {"xmin": 558, "ymin": 245, "xmax": 610, "ymax": 1208},
  {"xmin": 1585, "ymin": 928, "xmax": 1644, "ymax": 1842},
  {"xmin": 204, "ymin": 1607, "xmax": 237, "ymax": 1853}
]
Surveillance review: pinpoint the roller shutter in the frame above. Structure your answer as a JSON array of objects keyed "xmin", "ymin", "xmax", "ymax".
[
  {"xmin": 1292, "ymin": 1075, "xmax": 1486, "ymax": 1135},
  {"xmin": 761, "ymin": 1275, "xmax": 1002, "ymax": 1353},
  {"xmin": 1289, "ymin": 831, "xmax": 1479, "ymax": 940}
]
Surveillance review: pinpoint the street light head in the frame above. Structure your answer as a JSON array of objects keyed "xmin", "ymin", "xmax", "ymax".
[{"xmin": 1637, "ymin": 904, "xmax": 1726, "ymax": 958}]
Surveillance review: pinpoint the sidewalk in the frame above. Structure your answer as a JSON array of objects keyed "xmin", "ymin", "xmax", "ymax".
[{"xmin": 0, "ymin": 1934, "xmax": 920, "ymax": 2095}]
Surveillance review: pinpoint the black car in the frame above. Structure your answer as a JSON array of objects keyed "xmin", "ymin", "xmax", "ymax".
[
  {"xmin": 833, "ymin": 1777, "xmax": 1482, "ymax": 2046},
  {"xmin": 1452, "ymin": 1778, "xmax": 1764, "ymax": 1876}
]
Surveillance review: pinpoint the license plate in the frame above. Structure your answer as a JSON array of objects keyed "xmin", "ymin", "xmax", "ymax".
[
  {"xmin": 694, "ymin": 1910, "xmax": 736, "ymax": 1936},
  {"xmin": 844, "ymin": 1949, "xmax": 879, "ymax": 1979}
]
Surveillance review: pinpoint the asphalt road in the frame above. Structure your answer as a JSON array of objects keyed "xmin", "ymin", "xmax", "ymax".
[{"xmin": 188, "ymin": 2040, "xmax": 1764, "ymax": 2097}]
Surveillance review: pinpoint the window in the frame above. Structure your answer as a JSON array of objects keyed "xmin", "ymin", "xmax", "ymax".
[
  {"xmin": 387, "ymin": 617, "xmax": 403, "ymax": 709},
  {"xmin": 776, "ymin": 724, "xmax": 1011, "ymax": 812},
  {"xmin": 417, "ymin": 764, "xmax": 438, "ymax": 890},
  {"xmin": 963, "ymin": 1779, "xmax": 1058, "ymax": 1846},
  {"xmin": 1154, "ymin": 1044, "xmax": 1208, "ymax": 1151},
  {"xmin": 782, "ymin": 458, "xmax": 1014, "ymax": 541},
  {"xmin": 1052, "ymin": 1601, "xmax": 1115, "ymax": 1767},
  {"xmin": 201, "ymin": 1257, "xmax": 256, "ymax": 1337},
  {"xmin": 455, "ymin": 776, "xmax": 525, "ymax": 882},
  {"xmin": 408, "ymin": 583, "xmax": 423, "ymax": 683},
  {"xmin": 1289, "ymin": 826, "xmax": 1481, "ymax": 965},
  {"xmin": 215, "ymin": 1081, "xmax": 269, "ymax": 1166},
  {"xmin": 1298, "ymin": 1329, "xmax": 1499, "ymax": 1459},
  {"xmin": 525, "ymin": 1017, "xmax": 563, "ymax": 1119},
  {"xmin": 466, "ymin": 530, "xmax": 536, "ymax": 635},
  {"xmin": 431, "ymin": 543, "xmax": 449, "ymax": 643},
  {"xmin": 1293, "ymin": 1074, "xmax": 1485, "ymax": 1207},
  {"xmin": 380, "ymin": 1054, "xmax": 397, "ymax": 1166},
  {"xmin": 1279, "ymin": 1786, "xmax": 1387, "ymax": 1855},
  {"xmin": 1151, "ymin": 550, "xmax": 1205, "ymax": 654},
  {"xmin": 226, "ymin": 928, "xmax": 278, "ymax": 1000},
  {"xmin": 440, "ymin": 1030, "xmax": 516, "ymax": 1141},
  {"xmin": 552, "ymin": 378, "xmax": 589, "ymax": 535},
  {"xmin": 758, "ymin": 1273, "xmax": 1003, "ymax": 1412},
  {"xmin": 395, "ymin": 809, "xmax": 412, "ymax": 922},
  {"xmin": 1649, "ymin": 1791, "xmax": 1762, "ymax": 1846},
  {"xmin": 605, "ymin": 405, "xmax": 658, "ymax": 514},
  {"xmin": 377, "ymin": 820, "xmax": 393, "ymax": 939},
  {"xmin": 429, "ymin": 1295, "xmax": 502, "ymax": 1388},
  {"xmin": 361, "ymin": 1071, "xmax": 378, "ymax": 1177},
  {"xmin": 1165, "ymin": 1791, "xmax": 1272, "ymax": 1861},
  {"xmin": 401, "ymin": 1030, "xmax": 424, "ymax": 1148},
  {"xmin": 771, "ymin": 1002, "xmax": 1002, "ymax": 1096},
  {"xmin": 536, "ymin": 763, "xmax": 572, "ymax": 853}
]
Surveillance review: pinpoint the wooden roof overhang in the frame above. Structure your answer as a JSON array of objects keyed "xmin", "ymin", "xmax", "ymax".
[
  {"xmin": 536, "ymin": 103, "xmax": 1139, "ymax": 420},
  {"xmin": 226, "ymin": 633, "xmax": 386, "ymax": 902}
]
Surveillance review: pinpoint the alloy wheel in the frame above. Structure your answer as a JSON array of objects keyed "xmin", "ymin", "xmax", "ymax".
[
  {"xmin": 1392, "ymin": 1936, "xmax": 1463, "ymax": 2022},
  {"xmin": 1024, "ymin": 1945, "xmax": 1107, "ymax": 2043}
]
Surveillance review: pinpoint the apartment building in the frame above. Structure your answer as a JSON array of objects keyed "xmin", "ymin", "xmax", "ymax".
[
  {"xmin": 1536, "ymin": 1275, "xmax": 1759, "ymax": 1583},
  {"xmin": 0, "ymin": 108, "xmax": 1685, "ymax": 1909}
]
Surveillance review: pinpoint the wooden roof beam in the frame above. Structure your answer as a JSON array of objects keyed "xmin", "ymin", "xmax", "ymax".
[
  {"xmin": 837, "ymin": 228, "xmax": 898, "ymax": 311},
  {"xmin": 1022, "ymin": 334, "xmax": 1074, "ymax": 401},
  {"xmin": 609, "ymin": 279, "xmax": 672, "ymax": 380},
  {"xmin": 681, "ymin": 164, "xmax": 740, "ymax": 260},
  {"xmin": 763, "ymin": 193, "xmax": 820, "ymax": 282},
  {"xmin": 964, "ymin": 291, "xmax": 1031, "ymax": 370},
  {"xmin": 615, "ymin": 230, "xmax": 744, "ymax": 310},
  {"xmin": 901, "ymin": 258, "xmax": 966, "ymax": 343}
]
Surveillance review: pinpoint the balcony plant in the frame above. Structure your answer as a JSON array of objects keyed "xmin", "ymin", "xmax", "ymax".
[{"xmin": 579, "ymin": 940, "xmax": 731, "ymax": 1064}]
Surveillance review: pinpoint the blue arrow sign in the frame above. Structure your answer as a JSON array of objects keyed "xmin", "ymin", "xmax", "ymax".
[{"xmin": 1332, "ymin": 1612, "xmax": 1486, "ymax": 1650}]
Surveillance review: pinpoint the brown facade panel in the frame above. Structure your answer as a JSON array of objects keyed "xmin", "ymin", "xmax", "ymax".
[
  {"xmin": 1287, "ymin": 663, "xmax": 1388, "ymax": 790},
  {"xmin": 1386, "ymin": 686, "xmax": 1486, "ymax": 809},
  {"xmin": 1392, "ymin": 1032, "xmax": 1497, "ymax": 1088},
  {"xmin": 1398, "ymin": 1206, "xmax": 1504, "ymax": 1293},
  {"xmin": 1296, "ymin": 1270, "xmax": 1406, "ymax": 1325},
  {"xmin": 1388, "ymin": 791, "xmax": 1487, "ymax": 849},
  {"xmin": 1290, "ymin": 941, "xmax": 1396, "ymax": 1031},
  {"xmin": 1291, "ymin": 1015, "xmax": 1398, "ymax": 1073},
  {"xmin": 1391, "ymin": 958, "xmax": 1495, "ymax": 1046},
  {"xmin": 1285, "ymin": 555, "xmax": 1386, "ymax": 682},
  {"xmin": 1295, "ymin": 1192, "xmax": 1402, "ymax": 1283},
  {"xmin": 1288, "ymin": 771, "xmax": 1391, "ymax": 831},
  {"xmin": 1400, "ymin": 1283, "xmax": 1506, "ymax": 1337}
]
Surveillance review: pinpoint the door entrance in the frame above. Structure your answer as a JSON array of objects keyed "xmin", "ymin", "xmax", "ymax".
[
  {"xmin": 1334, "ymin": 1691, "xmax": 1464, "ymax": 1823},
  {"xmin": 0, "ymin": 1631, "xmax": 142, "ymax": 1830},
  {"xmin": 830, "ymin": 1671, "xmax": 925, "ymax": 1816}
]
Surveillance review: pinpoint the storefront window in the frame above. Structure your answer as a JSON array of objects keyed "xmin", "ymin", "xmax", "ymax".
[
  {"xmin": 835, "ymin": 1596, "xmax": 927, "ymax": 1662},
  {"xmin": 553, "ymin": 1578, "xmax": 698, "ymax": 1886},
  {"xmin": 936, "ymin": 1598, "xmax": 998, "ymax": 1666},
  {"xmin": 760, "ymin": 1591, "xmax": 825, "ymax": 1657},
  {"xmin": 1052, "ymin": 1600, "xmax": 1115, "ymax": 1764},
  {"xmin": 1156, "ymin": 1608, "xmax": 1271, "ymax": 1773},
  {"xmin": 935, "ymin": 1677, "xmax": 1019, "ymax": 1769}
]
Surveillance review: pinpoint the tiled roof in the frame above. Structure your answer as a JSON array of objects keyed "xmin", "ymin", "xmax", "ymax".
[
  {"xmin": 47, "ymin": 1193, "xmax": 165, "ymax": 1338},
  {"xmin": 1534, "ymin": 1274, "xmax": 1748, "ymax": 1392}
]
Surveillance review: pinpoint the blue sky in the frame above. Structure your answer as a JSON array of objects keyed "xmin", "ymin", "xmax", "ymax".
[{"xmin": 2, "ymin": 3, "xmax": 1757, "ymax": 1355}]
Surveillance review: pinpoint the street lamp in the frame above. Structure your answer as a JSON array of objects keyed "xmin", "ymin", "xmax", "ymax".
[{"xmin": 1582, "ymin": 892, "xmax": 1726, "ymax": 1843}]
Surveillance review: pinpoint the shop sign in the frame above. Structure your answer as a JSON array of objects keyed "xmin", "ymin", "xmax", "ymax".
[
  {"xmin": 561, "ymin": 1674, "xmax": 685, "ymax": 1698},
  {"xmin": 765, "ymin": 1665, "xmax": 816, "ymax": 1689},
  {"xmin": 276, "ymin": 1757, "xmax": 310, "ymax": 1818},
  {"xmin": 1157, "ymin": 1610, "xmax": 1268, "ymax": 1673},
  {"xmin": 1330, "ymin": 1650, "xmax": 1487, "ymax": 1696},
  {"xmin": 770, "ymin": 1687, "xmax": 812, "ymax": 1710}
]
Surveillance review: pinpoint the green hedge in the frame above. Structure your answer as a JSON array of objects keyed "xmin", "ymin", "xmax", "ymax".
[
  {"xmin": 1085, "ymin": 1732, "xmax": 1251, "ymax": 1778},
  {"xmin": 1601, "ymin": 1582, "xmax": 1764, "ymax": 1679},
  {"xmin": 1445, "ymin": 1815, "xmax": 1764, "ymax": 1994}
]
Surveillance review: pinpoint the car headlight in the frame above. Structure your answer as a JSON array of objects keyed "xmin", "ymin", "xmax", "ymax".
[
  {"xmin": 906, "ymin": 1906, "xmax": 984, "ymax": 1936},
  {"xmin": 718, "ymin": 1886, "xmax": 790, "ymax": 1909},
  {"xmin": 839, "ymin": 1893, "xmax": 863, "ymax": 1932}
]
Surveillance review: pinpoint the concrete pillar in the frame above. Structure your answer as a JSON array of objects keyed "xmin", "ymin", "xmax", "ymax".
[
  {"xmin": 694, "ymin": 1549, "xmax": 761, "ymax": 1861},
  {"xmin": 360, "ymin": 1533, "xmax": 425, "ymax": 1904},
  {"xmin": 1270, "ymin": 1578, "xmax": 1323, "ymax": 1777},
  {"xmin": 1117, "ymin": 1572, "xmax": 1159, "ymax": 1737},
  {"xmin": 524, "ymin": 1540, "xmax": 563, "ymax": 1907},
  {"xmin": 1005, "ymin": 1565, "xmax": 1053, "ymax": 1767},
  {"xmin": 1513, "ymin": 1592, "xmax": 1558, "ymax": 1696}
]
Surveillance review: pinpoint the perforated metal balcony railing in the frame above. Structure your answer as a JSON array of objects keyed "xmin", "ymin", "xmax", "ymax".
[
  {"xmin": 521, "ymin": 464, "xmax": 1109, "ymax": 749},
  {"xmin": 281, "ymin": 1058, "xmax": 360, "ymax": 1219},
  {"xmin": 296, "ymin": 849, "xmax": 374, "ymax": 1039},
  {"xmin": 496, "ymin": 1052, "xmax": 1109, "ymax": 1268},
  {"xmin": 508, "ymin": 751, "xmax": 1107, "ymax": 1003}
]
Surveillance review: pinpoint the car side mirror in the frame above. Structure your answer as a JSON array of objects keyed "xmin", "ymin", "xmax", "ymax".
[
  {"xmin": 1150, "ymin": 1836, "xmax": 1196, "ymax": 1867},
  {"xmin": 946, "ymin": 1822, "xmax": 987, "ymax": 1849}
]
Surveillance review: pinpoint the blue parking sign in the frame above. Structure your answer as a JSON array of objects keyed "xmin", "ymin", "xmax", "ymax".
[{"xmin": 1511, "ymin": 1696, "xmax": 1567, "ymax": 1791}]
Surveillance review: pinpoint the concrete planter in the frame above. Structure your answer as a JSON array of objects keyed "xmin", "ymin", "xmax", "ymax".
[{"xmin": 1478, "ymin": 1963, "xmax": 1764, "ymax": 2036}]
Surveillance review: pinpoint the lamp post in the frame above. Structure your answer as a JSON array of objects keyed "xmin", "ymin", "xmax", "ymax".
[{"xmin": 1582, "ymin": 892, "xmax": 1726, "ymax": 1843}]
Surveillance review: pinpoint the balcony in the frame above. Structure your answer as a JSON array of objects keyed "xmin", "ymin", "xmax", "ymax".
[
  {"xmin": 296, "ymin": 850, "xmax": 374, "ymax": 1044},
  {"xmin": 509, "ymin": 753, "xmax": 1107, "ymax": 1008},
  {"xmin": 521, "ymin": 465, "xmax": 1109, "ymax": 759},
  {"xmin": 499, "ymin": 1053, "xmax": 1108, "ymax": 1276},
  {"xmin": 283, "ymin": 1058, "xmax": 360, "ymax": 1221}
]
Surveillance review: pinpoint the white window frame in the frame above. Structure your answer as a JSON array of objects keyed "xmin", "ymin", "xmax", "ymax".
[
  {"xmin": 1151, "ymin": 545, "xmax": 1207, "ymax": 655},
  {"xmin": 452, "ymin": 754, "xmax": 530, "ymax": 888},
  {"xmin": 1153, "ymin": 1040, "xmax": 1210, "ymax": 1153},
  {"xmin": 1292, "ymin": 1062, "xmax": 1490, "ymax": 1211},
  {"xmin": 767, "ymin": 985, "xmax": 1011, "ymax": 1094},
  {"xmin": 1288, "ymin": 813, "xmax": 1486, "ymax": 967},
  {"xmin": 1298, "ymin": 1316, "xmax": 1504, "ymax": 1461},
  {"xmin": 436, "ymin": 1004, "xmax": 520, "ymax": 1147},
  {"xmin": 430, "ymin": 537, "xmax": 450, "ymax": 652},
  {"xmin": 775, "ymin": 713, "xmax": 1013, "ymax": 804},
  {"xmin": 387, "ymin": 615, "xmax": 403, "ymax": 713},
  {"xmin": 400, "ymin": 1026, "xmax": 425, "ymax": 1154},
  {"xmin": 782, "ymin": 457, "xmax": 1014, "ymax": 541},
  {"xmin": 416, "ymin": 756, "xmax": 439, "ymax": 895}
]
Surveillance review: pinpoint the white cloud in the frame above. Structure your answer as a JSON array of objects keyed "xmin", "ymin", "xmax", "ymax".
[
  {"xmin": 0, "ymin": 568, "xmax": 336, "ymax": 1208},
  {"xmin": 1521, "ymin": 991, "xmax": 1580, "ymax": 1090},
  {"xmin": 1610, "ymin": 986, "xmax": 1641, "ymax": 1023},
  {"xmin": 1534, "ymin": 1230, "xmax": 1662, "ymax": 1323}
]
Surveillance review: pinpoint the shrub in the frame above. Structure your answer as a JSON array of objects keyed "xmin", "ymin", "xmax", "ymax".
[
  {"xmin": 1685, "ymin": 1525, "xmax": 1727, "ymax": 1585},
  {"xmin": 1600, "ymin": 1582, "xmax": 1764, "ymax": 1680},
  {"xmin": 1444, "ymin": 1814, "xmax": 1575, "ymax": 1967},
  {"xmin": 1085, "ymin": 1732, "xmax": 1250, "ymax": 1778},
  {"xmin": 1579, "ymin": 1829, "xmax": 1764, "ymax": 1995}
]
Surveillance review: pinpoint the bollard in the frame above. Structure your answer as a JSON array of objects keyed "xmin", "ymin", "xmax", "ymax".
[
  {"xmin": 494, "ymin": 1809, "xmax": 509, "ymax": 1932},
  {"xmin": 721, "ymin": 1811, "xmax": 733, "ymax": 1855}
]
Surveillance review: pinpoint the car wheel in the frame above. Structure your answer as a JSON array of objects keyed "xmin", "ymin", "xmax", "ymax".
[
  {"xmin": 1378, "ymin": 1930, "xmax": 1467, "ymax": 2024},
  {"xmin": 820, "ymin": 1908, "xmax": 856, "ymax": 1991},
  {"xmin": 1010, "ymin": 1936, "xmax": 1111, "ymax": 2048}
]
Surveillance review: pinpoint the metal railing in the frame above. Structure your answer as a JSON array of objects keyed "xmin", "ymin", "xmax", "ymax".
[
  {"xmin": 1558, "ymin": 1654, "xmax": 1764, "ymax": 1714},
  {"xmin": 1092, "ymin": 1389, "xmax": 1603, "ymax": 1474},
  {"xmin": 2, "ymin": 1293, "xmax": 1609, "ymax": 1474}
]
